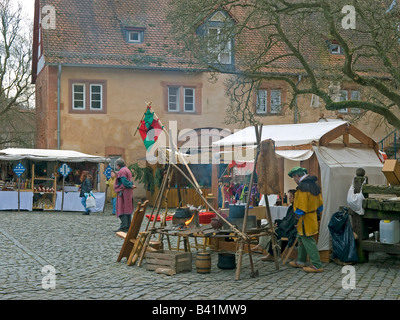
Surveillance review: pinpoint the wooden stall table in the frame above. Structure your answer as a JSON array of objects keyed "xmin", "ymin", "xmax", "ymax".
[{"xmin": 350, "ymin": 184, "xmax": 400, "ymax": 262}]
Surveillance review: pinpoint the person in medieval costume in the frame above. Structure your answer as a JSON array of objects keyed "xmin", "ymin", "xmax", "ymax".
[
  {"xmin": 288, "ymin": 166, "xmax": 324, "ymax": 273},
  {"xmin": 114, "ymin": 158, "xmax": 136, "ymax": 232}
]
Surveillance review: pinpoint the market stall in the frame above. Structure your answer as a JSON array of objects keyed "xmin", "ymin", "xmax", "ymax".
[
  {"xmin": 0, "ymin": 148, "xmax": 109, "ymax": 212},
  {"xmin": 212, "ymin": 120, "xmax": 386, "ymax": 259}
]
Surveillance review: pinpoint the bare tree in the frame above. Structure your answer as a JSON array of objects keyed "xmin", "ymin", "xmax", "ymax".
[
  {"xmin": 167, "ymin": 0, "xmax": 400, "ymax": 129},
  {"xmin": 0, "ymin": 0, "xmax": 34, "ymax": 148}
]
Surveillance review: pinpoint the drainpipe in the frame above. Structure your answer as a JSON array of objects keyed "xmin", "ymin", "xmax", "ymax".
[
  {"xmin": 57, "ymin": 64, "xmax": 62, "ymax": 149},
  {"xmin": 294, "ymin": 75, "xmax": 302, "ymax": 124}
]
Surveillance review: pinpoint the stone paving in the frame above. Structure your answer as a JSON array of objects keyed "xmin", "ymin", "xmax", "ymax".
[{"xmin": 0, "ymin": 203, "xmax": 399, "ymax": 301}]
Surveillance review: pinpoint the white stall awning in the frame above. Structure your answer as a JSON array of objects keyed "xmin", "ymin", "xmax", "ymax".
[{"xmin": 0, "ymin": 148, "xmax": 109, "ymax": 163}]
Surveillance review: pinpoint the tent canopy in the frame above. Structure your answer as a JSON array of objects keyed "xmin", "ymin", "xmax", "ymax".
[
  {"xmin": 212, "ymin": 120, "xmax": 348, "ymax": 148},
  {"xmin": 212, "ymin": 120, "xmax": 379, "ymax": 162},
  {"xmin": 0, "ymin": 148, "xmax": 109, "ymax": 163}
]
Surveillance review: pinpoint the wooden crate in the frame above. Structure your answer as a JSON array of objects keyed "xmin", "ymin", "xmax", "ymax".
[
  {"xmin": 382, "ymin": 159, "xmax": 400, "ymax": 185},
  {"xmin": 145, "ymin": 250, "xmax": 192, "ymax": 273}
]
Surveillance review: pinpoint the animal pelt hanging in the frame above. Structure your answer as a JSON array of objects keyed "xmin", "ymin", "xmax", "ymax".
[{"xmin": 256, "ymin": 139, "xmax": 281, "ymax": 195}]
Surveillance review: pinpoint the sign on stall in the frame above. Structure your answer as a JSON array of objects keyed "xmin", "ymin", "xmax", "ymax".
[
  {"xmin": 58, "ymin": 163, "xmax": 72, "ymax": 178},
  {"xmin": 103, "ymin": 165, "xmax": 112, "ymax": 180},
  {"xmin": 13, "ymin": 162, "xmax": 26, "ymax": 177}
]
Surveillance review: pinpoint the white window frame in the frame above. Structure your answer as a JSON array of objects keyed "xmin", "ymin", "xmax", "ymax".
[
  {"xmin": 72, "ymin": 83, "xmax": 85, "ymax": 110},
  {"xmin": 183, "ymin": 88, "xmax": 195, "ymax": 112},
  {"xmin": 109, "ymin": 155, "xmax": 121, "ymax": 171},
  {"xmin": 90, "ymin": 84, "xmax": 103, "ymax": 110},
  {"xmin": 270, "ymin": 90, "xmax": 282, "ymax": 114},
  {"xmin": 310, "ymin": 94, "xmax": 321, "ymax": 108},
  {"xmin": 330, "ymin": 43, "xmax": 343, "ymax": 55},
  {"xmin": 207, "ymin": 27, "xmax": 232, "ymax": 65},
  {"xmin": 255, "ymin": 89, "xmax": 282, "ymax": 115},
  {"xmin": 338, "ymin": 90, "xmax": 348, "ymax": 113},
  {"xmin": 256, "ymin": 89, "xmax": 267, "ymax": 114},
  {"xmin": 350, "ymin": 90, "xmax": 361, "ymax": 113},
  {"xmin": 339, "ymin": 89, "xmax": 361, "ymax": 113},
  {"xmin": 168, "ymin": 87, "xmax": 180, "ymax": 112},
  {"xmin": 128, "ymin": 31, "xmax": 142, "ymax": 43}
]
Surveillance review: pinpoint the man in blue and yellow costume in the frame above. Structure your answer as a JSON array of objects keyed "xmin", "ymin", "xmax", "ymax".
[{"xmin": 288, "ymin": 166, "xmax": 324, "ymax": 273}]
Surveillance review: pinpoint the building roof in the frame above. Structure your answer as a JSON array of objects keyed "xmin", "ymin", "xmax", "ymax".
[
  {"xmin": 33, "ymin": 0, "xmax": 200, "ymax": 74},
  {"xmin": 32, "ymin": 0, "xmax": 390, "ymax": 80}
]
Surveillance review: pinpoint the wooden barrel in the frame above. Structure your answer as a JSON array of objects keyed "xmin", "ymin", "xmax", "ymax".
[{"xmin": 196, "ymin": 252, "xmax": 211, "ymax": 273}]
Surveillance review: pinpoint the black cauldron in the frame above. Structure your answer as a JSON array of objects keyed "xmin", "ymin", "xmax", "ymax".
[{"xmin": 174, "ymin": 207, "xmax": 192, "ymax": 219}]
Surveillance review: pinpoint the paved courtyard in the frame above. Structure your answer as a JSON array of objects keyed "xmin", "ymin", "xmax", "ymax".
[{"xmin": 0, "ymin": 203, "xmax": 399, "ymax": 304}]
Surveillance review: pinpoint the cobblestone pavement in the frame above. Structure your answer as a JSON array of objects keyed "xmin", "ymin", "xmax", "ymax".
[{"xmin": 0, "ymin": 204, "xmax": 399, "ymax": 302}]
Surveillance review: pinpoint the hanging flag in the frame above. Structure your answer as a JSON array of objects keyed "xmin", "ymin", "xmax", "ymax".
[{"xmin": 138, "ymin": 106, "xmax": 164, "ymax": 151}]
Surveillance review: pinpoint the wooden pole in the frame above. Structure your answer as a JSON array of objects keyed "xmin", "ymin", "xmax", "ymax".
[
  {"xmin": 144, "ymin": 165, "xmax": 172, "ymax": 231},
  {"xmin": 133, "ymin": 102, "xmax": 150, "ymax": 137},
  {"xmin": 137, "ymin": 165, "xmax": 173, "ymax": 267},
  {"xmin": 103, "ymin": 183, "xmax": 108, "ymax": 213},
  {"xmin": 17, "ymin": 177, "xmax": 20, "ymax": 212},
  {"xmin": 235, "ymin": 125, "xmax": 262, "ymax": 280},
  {"xmin": 61, "ymin": 176, "xmax": 65, "ymax": 212},
  {"xmin": 264, "ymin": 195, "xmax": 279, "ymax": 271},
  {"xmin": 150, "ymin": 165, "xmax": 173, "ymax": 230}
]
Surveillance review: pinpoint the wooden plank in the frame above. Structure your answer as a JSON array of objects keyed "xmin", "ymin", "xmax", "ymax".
[
  {"xmin": 360, "ymin": 240, "xmax": 400, "ymax": 254},
  {"xmin": 362, "ymin": 207, "xmax": 400, "ymax": 220},
  {"xmin": 347, "ymin": 125, "xmax": 377, "ymax": 149},
  {"xmin": 319, "ymin": 123, "xmax": 347, "ymax": 146},
  {"xmin": 275, "ymin": 144, "xmax": 312, "ymax": 150},
  {"xmin": 362, "ymin": 184, "xmax": 400, "ymax": 195},
  {"xmin": 363, "ymin": 197, "xmax": 400, "ymax": 212}
]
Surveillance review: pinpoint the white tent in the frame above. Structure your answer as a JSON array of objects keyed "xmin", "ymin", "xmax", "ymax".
[
  {"xmin": 212, "ymin": 121, "xmax": 386, "ymax": 253},
  {"xmin": 0, "ymin": 148, "xmax": 109, "ymax": 163},
  {"xmin": 314, "ymin": 146, "xmax": 384, "ymax": 251},
  {"xmin": 213, "ymin": 120, "xmax": 347, "ymax": 149}
]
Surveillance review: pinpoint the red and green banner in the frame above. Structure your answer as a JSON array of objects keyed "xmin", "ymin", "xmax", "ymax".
[{"xmin": 138, "ymin": 107, "xmax": 164, "ymax": 151}]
